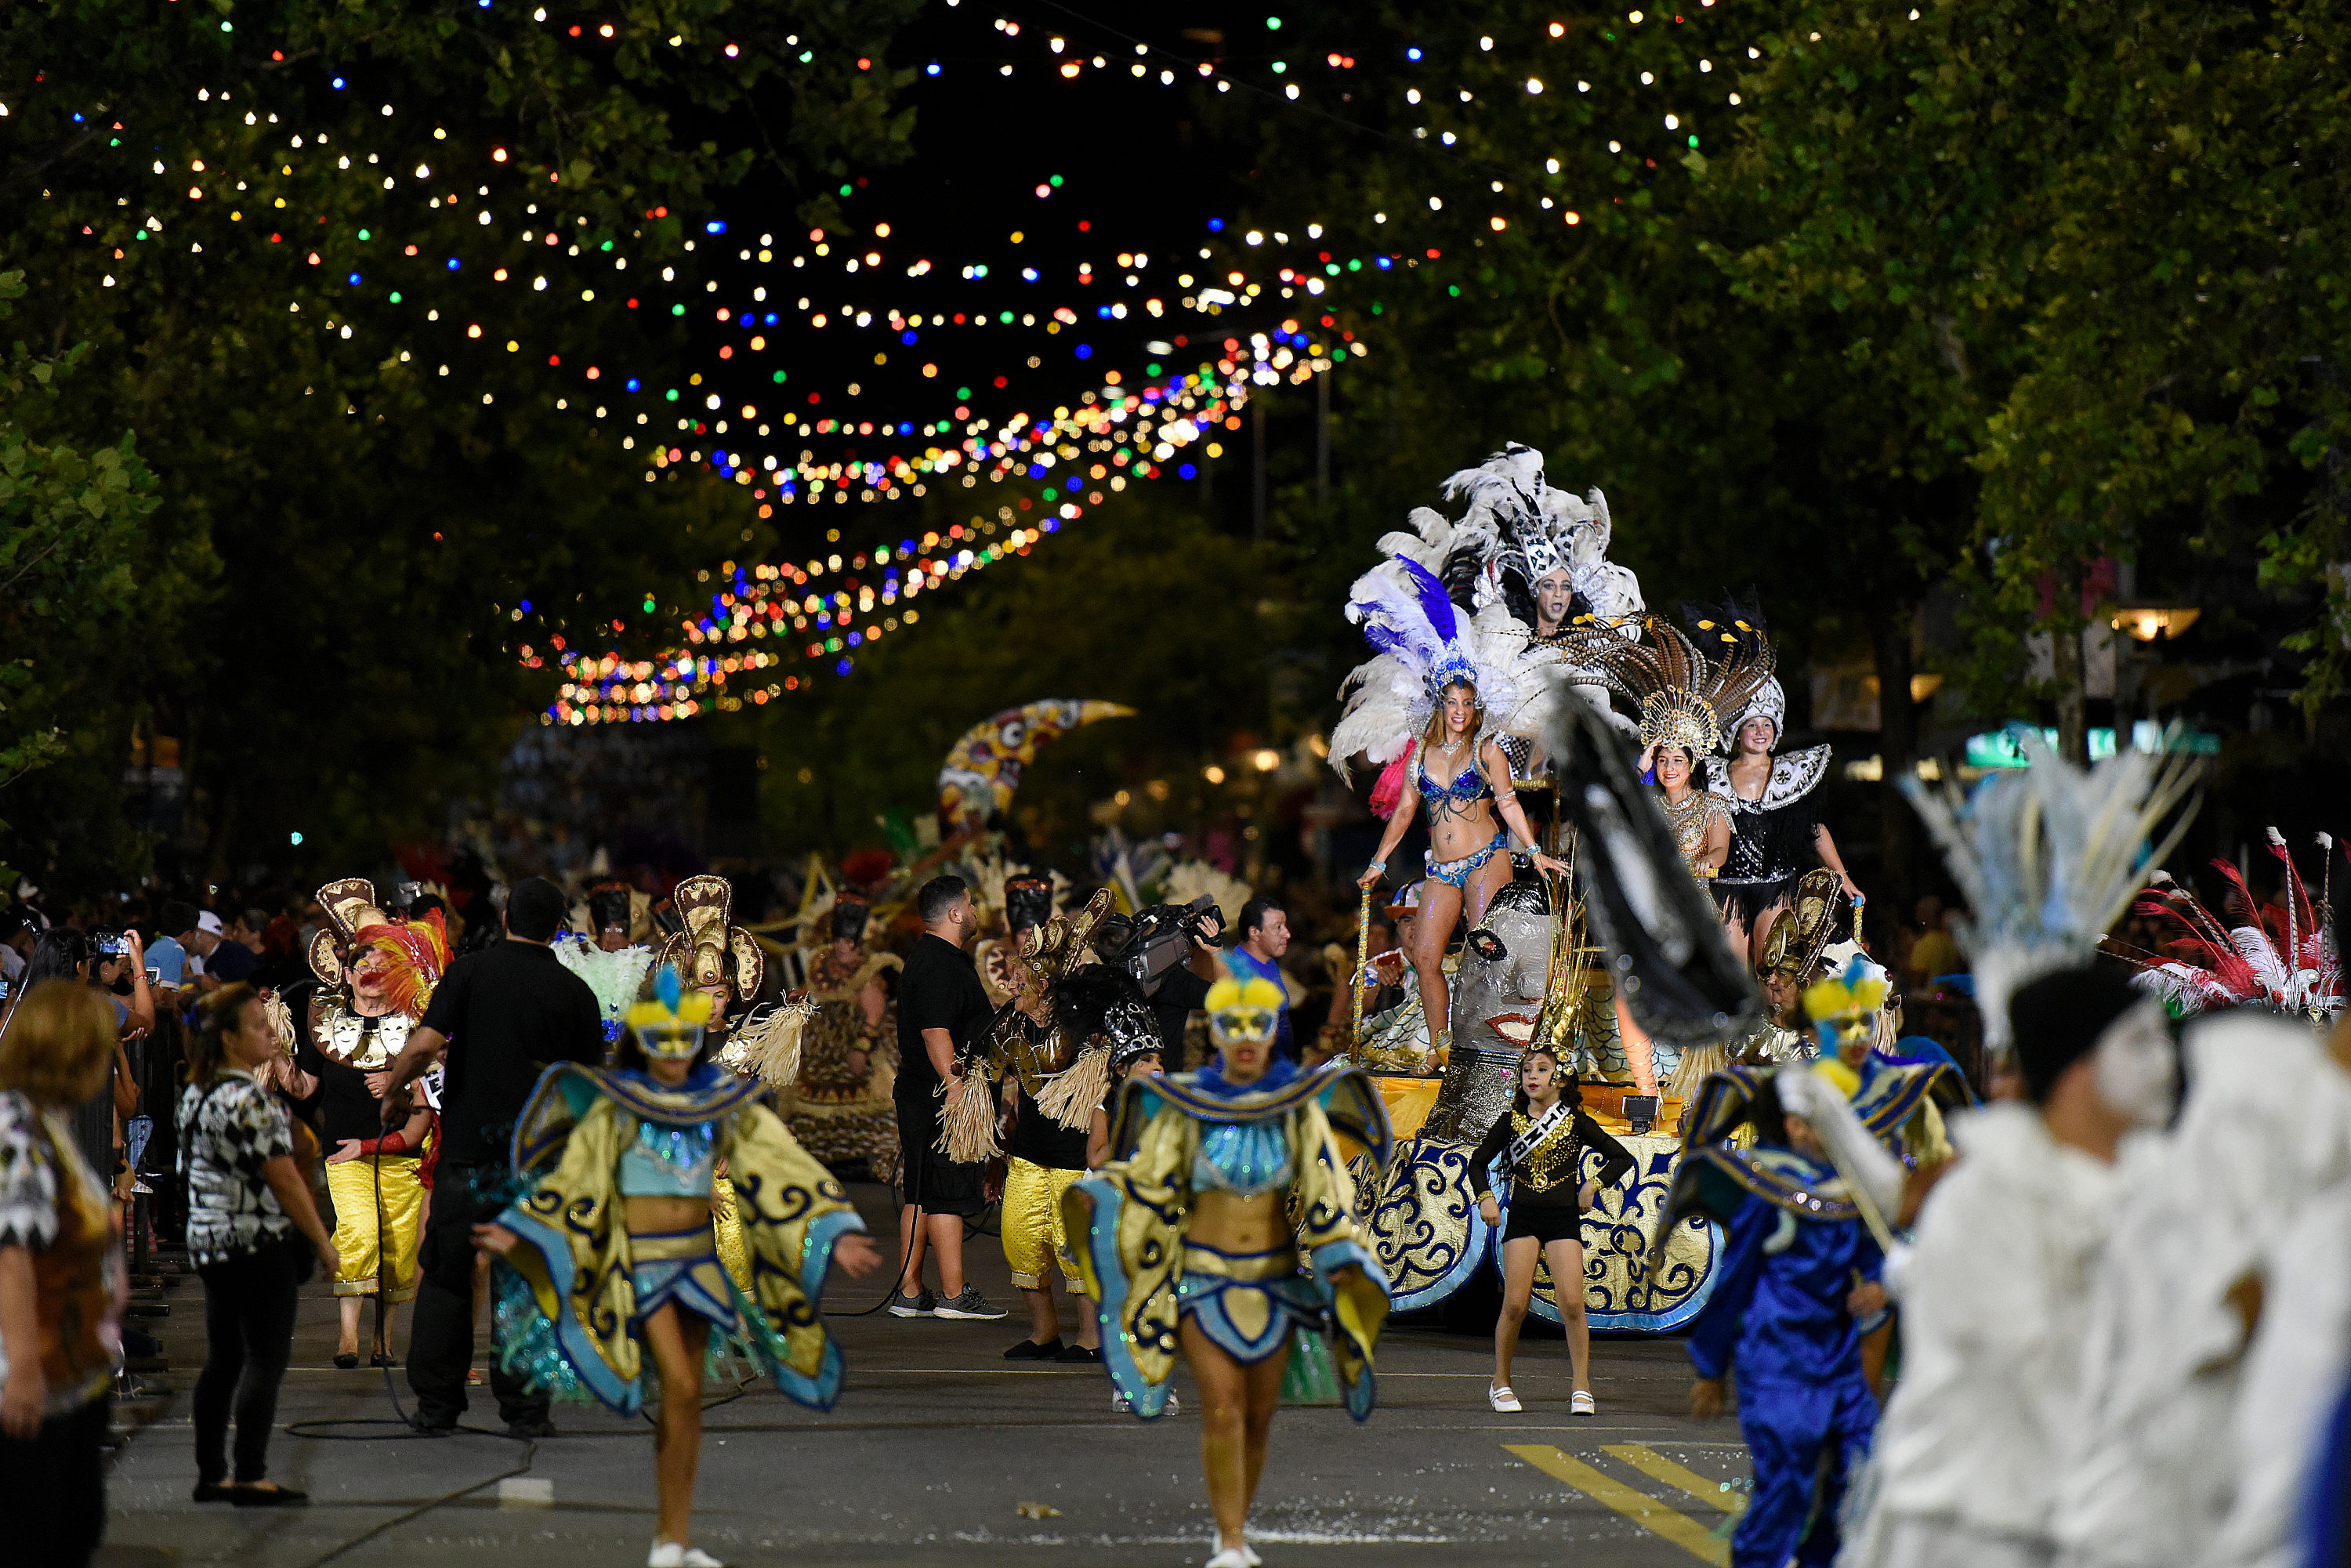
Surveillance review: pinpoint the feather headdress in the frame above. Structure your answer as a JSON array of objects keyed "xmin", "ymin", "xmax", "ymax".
[
  {"xmin": 555, "ymin": 936, "xmax": 657, "ymax": 1042},
  {"xmin": 1900, "ymin": 727, "xmax": 2204, "ymax": 1051},
  {"xmin": 1330, "ymin": 556, "xmax": 1566, "ymax": 779},
  {"xmin": 1554, "ymin": 610, "xmax": 1777, "ymax": 759},
  {"xmin": 1374, "ymin": 444, "xmax": 1645, "ymax": 632},
  {"xmin": 2120, "ymin": 830, "xmax": 2343, "ymax": 1024},
  {"xmin": 349, "ymin": 911, "xmax": 451, "ymax": 1020}
]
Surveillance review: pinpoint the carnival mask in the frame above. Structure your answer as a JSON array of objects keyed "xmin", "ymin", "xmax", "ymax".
[
  {"xmin": 627, "ymin": 965, "xmax": 714, "ymax": 1060},
  {"xmin": 1205, "ymin": 976, "xmax": 1284, "ymax": 1048}
]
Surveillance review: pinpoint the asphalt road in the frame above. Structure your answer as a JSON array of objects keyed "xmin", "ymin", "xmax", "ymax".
[{"xmin": 97, "ymin": 1182, "xmax": 1754, "ymax": 1568}]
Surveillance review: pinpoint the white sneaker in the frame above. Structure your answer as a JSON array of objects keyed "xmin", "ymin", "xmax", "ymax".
[
  {"xmin": 1489, "ymin": 1384, "xmax": 1523, "ymax": 1413},
  {"xmin": 1571, "ymin": 1389, "xmax": 1597, "ymax": 1416},
  {"xmin": 647, "ymin": 1544, "xmax": 726, "ymax": 1568},
  {"xmin": 1111, "ymin": 1389, "xmax": 1182, "ymax": 1414},
  {"xmin": 1205, "ymin": 1549, "xmax": 1251, "ymax": 1568}
]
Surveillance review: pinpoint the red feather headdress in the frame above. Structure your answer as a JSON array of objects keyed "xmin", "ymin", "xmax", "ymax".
[
  {"xmin": 2120, "ymin": 831, "xmax": 2342, "ymax": 1024},
  {"xmin": 350, "ymin": 910, "xmax": 451, "ymax": 1020}
]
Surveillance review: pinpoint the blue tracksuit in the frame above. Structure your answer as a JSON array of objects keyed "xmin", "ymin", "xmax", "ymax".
[{"xmin": 1686, "ymin": 1177, "xmax": 1882, "ymax": 1568}]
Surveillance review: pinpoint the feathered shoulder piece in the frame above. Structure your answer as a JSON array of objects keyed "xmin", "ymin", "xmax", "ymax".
[
  {"xmin": 2118, "ymin": 828, "xmax": 2343, "ymax": 1025},
  {"xmin": 1901, "ymin": 727, "xmax": 2203, "ymax": 1048}
]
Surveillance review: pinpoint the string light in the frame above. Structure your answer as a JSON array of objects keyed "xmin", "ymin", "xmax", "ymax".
[{"xmin": 48, "ymin": 6, "xmax": 1746, "ymax": 726}]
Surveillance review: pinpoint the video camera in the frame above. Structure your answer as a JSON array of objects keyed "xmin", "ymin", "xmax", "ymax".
[{"xmin": 1092, "ymin": 895, "xmax": 1223, "ymax": 997}]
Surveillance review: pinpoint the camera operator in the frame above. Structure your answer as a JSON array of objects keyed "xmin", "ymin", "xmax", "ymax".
[{"xmin": 1093, "ymin": 898, "xmax": 1225, "ymax": 1070}]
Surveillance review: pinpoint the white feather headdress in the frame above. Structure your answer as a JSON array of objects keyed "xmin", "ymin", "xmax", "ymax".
[
  {"xmin": 1329, "ymin": 555, "xmax": 1565, "ymax": 779},
  {"xmin": 1900, "ymin": 728, "xmax": 2203, "ymax": 1051},
  {"xmin": 1440, "ymin": 444, "xmax": 1645, "ymax": 622}
]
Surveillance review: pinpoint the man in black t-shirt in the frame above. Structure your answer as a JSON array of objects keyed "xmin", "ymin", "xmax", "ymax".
[
  {"xmin": 379, "ymin": 877, "xmax": 604, "ymax": 1434},
  {"xmin": 886, "ymin": 875, "xmax": 1007, "ymax": 1322}
]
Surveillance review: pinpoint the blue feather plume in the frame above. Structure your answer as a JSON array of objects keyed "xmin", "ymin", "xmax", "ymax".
[
  {"xmin": 1394, "ymin": 556, "xmax": 1458, "ymax": 644},
  {"xmin": 655, "ymin": 962, "xmax": 684, "ymax": 1013}
]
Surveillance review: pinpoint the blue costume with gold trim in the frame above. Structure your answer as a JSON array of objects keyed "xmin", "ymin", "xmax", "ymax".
[
  {"xmin": 1065, "ymin": 1056, "xmax": 1396, "ymax": 1420},
  {"xmin": 491, "ymin": 1059, "xmax": 865, "ymax": 1416}
]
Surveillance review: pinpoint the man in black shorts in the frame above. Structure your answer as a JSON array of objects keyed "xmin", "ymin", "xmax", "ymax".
[{"xmin": 886, "ymin": 875, "xmax": 1006, "ymax": 1321}]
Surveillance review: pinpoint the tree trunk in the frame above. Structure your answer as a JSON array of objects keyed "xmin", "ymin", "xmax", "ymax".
[
  {"xmin": 1870, "ymin": 604, "xmax": 1921, "ymax": 927},
  {"xmin": 2051, "ymin": 565, "xmax": 2090, "ymax": 766}
]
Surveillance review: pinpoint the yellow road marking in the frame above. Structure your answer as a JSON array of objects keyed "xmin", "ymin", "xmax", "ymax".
[
  {"xmin": 1604, "ymin": 1444, "xmax": 1748, "ymax": 1515},
  {"xmin": 1505, "ymin": 1444, "xmax": 1728, "ymax": 1564}
]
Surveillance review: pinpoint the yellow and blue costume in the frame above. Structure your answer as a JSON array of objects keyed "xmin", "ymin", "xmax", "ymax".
[
  {"xmin": 490, "ymin": 987, "xmax": 866, "ymax": 1415},
  {"xmin": 1065, "ymin": 978, "xmax": 1396, "ymax": 1421}
]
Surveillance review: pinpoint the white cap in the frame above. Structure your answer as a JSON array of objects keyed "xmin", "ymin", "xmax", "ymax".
[{"xmin": 196, "ymin": 911, "xmax": 225, "ymax": 936}]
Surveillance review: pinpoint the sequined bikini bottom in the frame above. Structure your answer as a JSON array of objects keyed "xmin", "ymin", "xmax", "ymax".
[
  {"xmin": 629, "ymin": 1224, "xmax": 738, "ymax": 1334},
  {"xmin": 1176, "ymin": 1240, "xmax": 1323, "ymax": 1364},
  {"xmin": 1426, "ymin": 831, "xmax": 1509, "ymax": 890}
]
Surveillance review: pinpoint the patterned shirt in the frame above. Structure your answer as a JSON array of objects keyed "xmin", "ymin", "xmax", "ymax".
[
  {"xmin": 0, "ymin": 1089, "xmax": 122, "ymax": 1411},
  {"xmin": 176, "ymin": 1070, "xmax": 295, "ymax": 1266}
]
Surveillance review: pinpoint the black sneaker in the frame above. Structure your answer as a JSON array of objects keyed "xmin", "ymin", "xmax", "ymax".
[
  {"xmin": 1054, "ymin": 1342, "xmax": 1102, "ymax": 1364},
  {"xmin": 504, "ymin": 1416, "xmax": 559, "ymax": 1439},
  {"xmin": 886, "ymin": 1289, "xmax": 937, "ymax": 1318},
  {"xmin": 1003, "ymin": 1337, "xmax": 1064, "ymax": 1360},
  {"xmin": 933, "ymin": 1287, "xmax": 1008, "ymax": 1321},
  {"xmin": 408, "ymin": 1412, "xmax": 458, "ymax": 1436}
]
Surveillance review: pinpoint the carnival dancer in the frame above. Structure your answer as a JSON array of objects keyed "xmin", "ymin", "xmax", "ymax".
[
  {"xmin": 779, "ymin": 893, "xmax": 902, "ymax": 1184},
  {"xmin": 1470, "ymin": 1045, "xmax": 1632, "ymax": 1416},
  {"xmin": 1670, "ymin": 1060, "xmax": 1886, "ymax": 1568},
  {"xmin": 476, "ymin": 969, "xmax": 883, "ymax": 1568},
  {"xmin": 1560, "ymin": 608, "xmax": 1773, "ymax": 1096},
  {"xmin": 1337, "ymin": 556, "xmax": 1570, "ymax": 1057},
  {"xmin": 976, "ymin": 874, "xmax": 1056, "ymax": 1008},
  {"xmin": 298, "ymin": 880, "xmax": 446, "ymax": 1369},
  {"xmin": 654, "ymin": 875, "xmax": 766, "ymax": 1037},
  {"xmin": 1709, "ymin": 684, "xmax": 1857, "ymax": 963},
  {"xmin": 1067, "ymin": 977, "xmax": 1394, "ymax": 1568},
  {"xmin": 1843, "ymin": 731, "xmax": 2202, "ymax": 1568},
  {"xmin": 650, "ymin": 875, "xmax": 786, "ymax": 1286},
  {"xmin": 2041, "ymin": 832, "xmax": 2346, "ymax": 1568},
  {"xmin": 980, "ymin": 892, "xmax": 1148, "ymax": 1363},
  {"xmin": 2046, "ymin": 1007, "xmax": 2348, "ymax": 1568}
]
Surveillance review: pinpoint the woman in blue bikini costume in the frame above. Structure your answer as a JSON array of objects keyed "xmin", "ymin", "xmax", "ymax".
[{"xmin": 1355, "ymin": 680, "xmax": 1567, "ymax": 1051}]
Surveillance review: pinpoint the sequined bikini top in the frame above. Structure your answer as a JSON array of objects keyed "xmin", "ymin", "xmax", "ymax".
[
  {"xmin": 1417, "ymin": 751, "xmax": 1494, "ymax": 806},
  {"xmin": 1191, "ymin": 1118, "xmax": 1295, "ymax": 1199},
  {"xmin": 616, "ymin": 1117, "xmax": 719, "ymax": 1198}
]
